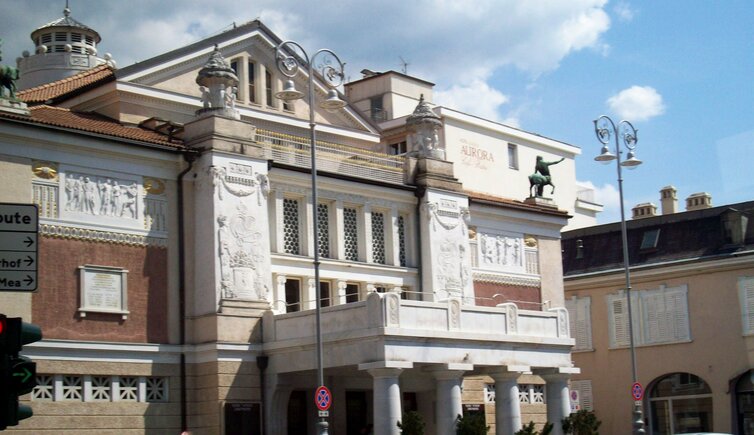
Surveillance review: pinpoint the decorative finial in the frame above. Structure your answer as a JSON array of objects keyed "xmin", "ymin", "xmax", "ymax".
[{"xmin": 64, "ymin": 0, "xmax": 71, "ymax": 17}]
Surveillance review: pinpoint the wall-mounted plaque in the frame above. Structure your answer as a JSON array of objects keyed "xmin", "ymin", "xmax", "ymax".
[{"xmin": 78, "ymin": 265, "xmax": 129, "ymax": 319}]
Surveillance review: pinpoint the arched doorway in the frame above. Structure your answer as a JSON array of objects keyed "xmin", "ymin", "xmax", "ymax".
[
  {"xmin": 735, "ymin": 370, "xmax": 754, "ymax": 434},
  {"xmin": 648, "ymin": 372, "xmax": 713, "ymax": 434}
]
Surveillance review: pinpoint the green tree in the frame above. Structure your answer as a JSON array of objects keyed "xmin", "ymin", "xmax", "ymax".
[
  {"xmin": 515, "ymin": 421, "xmax": 554, "ymax": 435},
  {"xmin": 562, "ymin": 410, "xmax": 601, "ymax": 435},
  {"xmin": 397, "ymin": 411, "xmax": 426, "ymax": 435},
  {"xmin": 455, "ymin": 413, "xmax": 490, "ymax": 434}
]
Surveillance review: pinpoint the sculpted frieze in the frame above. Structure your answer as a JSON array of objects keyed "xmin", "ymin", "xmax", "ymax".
[{"xmin": 64, "ymin": 173, "xmax": 139, "ymax": 219}]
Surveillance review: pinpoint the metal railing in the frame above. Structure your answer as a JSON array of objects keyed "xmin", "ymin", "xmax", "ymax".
[{"xmin": 256, "ymin": 129, "xmax": 405, "ymax": 184}]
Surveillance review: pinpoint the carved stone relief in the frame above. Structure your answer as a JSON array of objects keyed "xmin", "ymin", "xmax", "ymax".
[
  {"xmin": 64, "ymin": 173, "xmax": 139, "ymax": 219},
  {"xmin": 424, "ymin": 198, "xmax": 473, "ymax": 303}
]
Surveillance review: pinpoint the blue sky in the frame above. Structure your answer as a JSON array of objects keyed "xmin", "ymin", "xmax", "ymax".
[{"xmin": 1, "ymin": 1, "xmax": 752, "ymax": 223}]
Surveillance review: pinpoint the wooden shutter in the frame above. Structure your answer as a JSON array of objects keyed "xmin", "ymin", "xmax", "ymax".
[
  {"xmin": 570, "ymin": 380, "xmax": 594, "ymax": 411},
  {"xmin": 566, "ymin": 296, "xmax": 592, "ymax": 351},
  {"xmin": 608, "ymin": 294, "xmax": 630, "ymax": 347},
  {"xmin": 739, "ymin": 277, "xmax": 754, "ymax": 335}
]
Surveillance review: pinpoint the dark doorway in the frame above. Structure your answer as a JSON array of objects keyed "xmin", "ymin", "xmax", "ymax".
[
  {"xmin": 346, "ymin": 391, "xmax": 369, "ymax": 435},
  {"xmin": 224, "ymin": 402, "xmax": 261, "ymax": 435},
  {"xmin": 288, "ymin": 390, "xmax": 308, "ymax": 435}
]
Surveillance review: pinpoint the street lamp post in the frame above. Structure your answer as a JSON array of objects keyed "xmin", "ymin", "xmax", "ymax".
[
  {"xmin": 593, "ymin": 115, "xmax": 645, "ymax": 435},
  {"xmin": 274, "ymin": 41, "xmax": 347, "ymax": 435}
]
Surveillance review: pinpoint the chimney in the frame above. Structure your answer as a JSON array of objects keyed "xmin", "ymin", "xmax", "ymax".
[
  {"xmin": 632, "ymin": 203, "xmax": 657, "ymax": 219},
  {"xmin": 660, "ymin": 185, "xmax": 678, "ymax": 215},
  {"xmin": 686, "ymin": 192, "xmax": 712, "ymax": 211}
]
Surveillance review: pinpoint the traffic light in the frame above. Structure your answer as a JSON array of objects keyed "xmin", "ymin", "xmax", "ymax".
[{"xmin": 0, "ymin": 314, "xmax": 42, "ymax": 430}]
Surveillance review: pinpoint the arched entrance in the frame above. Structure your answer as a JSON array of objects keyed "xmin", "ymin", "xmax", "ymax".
[
  {"xmin": 648, "ymin": 372, "xmax": 713, "ymax": 434},
  {"xmin": 735, "ymin": 370, "xmax": 754, "ymax": 434}
]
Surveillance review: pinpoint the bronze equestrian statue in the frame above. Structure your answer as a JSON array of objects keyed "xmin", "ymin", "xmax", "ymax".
[
  {"xmin": 528, "ymin": 156, "xmax": 564, "ymax": 197},
  {"xmin": 0, "ymin": 39, "xmax": 20, "ymax": 100}
]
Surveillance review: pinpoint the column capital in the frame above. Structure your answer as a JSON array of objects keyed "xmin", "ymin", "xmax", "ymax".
[
  {"xmin": 359, "ymin": 360, "xmax": 413, "ymax": 375},
  {"xmin": 425, "ymin": 363, "xmax": 473, "ymax": 380},
  {"xmin": 537, "ymin": 367, "xmax": 580, "ymax": 382}
]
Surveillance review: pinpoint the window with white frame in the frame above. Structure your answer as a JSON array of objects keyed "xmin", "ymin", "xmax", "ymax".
[
  {"xmin": 738, "ymin": 276, "xmax": 754, "ymax": 335},
  {"xmin": 371, "ymin": 211, "xmax": 386, "ymax": 264},
  {"xmin": 283, "ymin": 198, "xmax": 301, "ymax": 255},
  {"xmin": 565, "ymin": 296, "xmax": 593, "ymax": 351},
  {"xmin": 398, "ymin": 215, "xmax": 407, "ymax": 267},
  {"xmin": 317, "ymin": 203, "xmax": 330, "ymax": 258},
  {"xmin": 343, "ymin": 207, "xmax": 359, "ymax": 261},
  {"xmin": 607, "ymin": 285, "xmax": 690, "ymax": 348},
  {"xmin": 508, "ymin": 143, "xmax": 519, "ymax": 170}
]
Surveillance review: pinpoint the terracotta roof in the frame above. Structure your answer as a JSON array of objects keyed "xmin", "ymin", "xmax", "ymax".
[
  {"xmin": 467, "ymin": 190, "xmax": 570, "ymax": 217},
  {"xmin": 18, "ymin": 64, "xmax": 114, "ymax": 104},
  {"xmin": 0, "ymin": 105, "xmax": 184, "ymax": 149}
]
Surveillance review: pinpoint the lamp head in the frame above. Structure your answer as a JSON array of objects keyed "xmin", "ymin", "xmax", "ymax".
[
  {"xmin": 594, "ymin": 145, "xmax": 617, "ymax": 164},
  {"xmin": 275, "ymin": 79, "xmax": 305, "ymax": 101},
  {"xmin": 621, "ymin": 149, "xmax": 642, "ymax": 169},
  {"xmin": 320, "ymin": 89, "xmax": 347, "ymax": 112}
]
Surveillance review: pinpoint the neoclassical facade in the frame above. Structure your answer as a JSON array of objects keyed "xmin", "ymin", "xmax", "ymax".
[{"xmin": 0, "ymin": 7, "xmax": 593, "ymax": 435}]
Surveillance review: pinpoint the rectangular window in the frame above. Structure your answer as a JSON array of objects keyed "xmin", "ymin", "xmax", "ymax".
[
  {"xmin": 398, "ymin": 215, "xmax": 407, "ymax": 267},
  {"xmin": 343, "ymin": 207, "xmax": 359, "ymax": 261},
  {"xmin": 346, "ymin": 283, "xmax": 360, "ymax": 303},
  {"xmin": 565, "ymin": 296, "xmax": 593, "ymax": 351},
  {"xmin": 285, "ymin": 279, "xmax": 301, "ymax": 313},
  {"xmin": 248, "ymin": 61, "xmax": 256, "ymax": 104},
  {"xmin": 508, "ymin": 143, "xmax": 519, "ymax": 170},
  {"xmin": 265, "ymin": 69, "xmax": 274, "ymax": 108},
  {"xmin": 371, "ymin": 211, "xmax": 386, "ymax": 264},
  {"xmin": 370, "ymin": 96, "xmax": 385, "ymax": 121},
  {"xmin": 389, "ymin": 141, "xmax": 407, "ymax": 155},
  {"xmin": 739, "ymin": 277, "xmax": 754, "ymax": 335},
  {"xmin": 320, "ymin": 281, "xmax": 331, "ymax": 308},
  {"xmin": 607, "ymin": 285, "xmax": 690, "ymax": 348},
  {"xmin": 317, "ymin": 203, "xmax": 330, "ymax": 258},
  {"xmin": 283, "ymin": 198, "xmax": 301, "ymax": 255}
]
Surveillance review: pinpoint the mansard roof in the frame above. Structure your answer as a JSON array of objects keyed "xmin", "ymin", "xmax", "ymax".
[
  {"xmin": 562, "ymin": 200, "xmax": 754, "ymax": 276},
  {"xmin": 17, "ymin": 64, "xmax": 115, "ymax": 104}
]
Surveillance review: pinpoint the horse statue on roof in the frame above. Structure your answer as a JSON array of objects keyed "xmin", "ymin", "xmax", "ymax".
[
  {"xmin": 0, "ymin": 39, "xmax": 21, "ymax": 100},
  {"xmin": 528, "ymin": 156, "xmax": 564, "ymax": 197}
]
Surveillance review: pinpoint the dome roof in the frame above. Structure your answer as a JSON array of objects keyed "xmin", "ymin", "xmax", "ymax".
[{"xmin": 31, "ymin": 6, "xmax": 101, "ymax": 43}]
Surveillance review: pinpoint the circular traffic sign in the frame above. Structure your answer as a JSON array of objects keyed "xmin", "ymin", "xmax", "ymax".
[
  {"xmin": 315, "ymin": 386, "xmax": 332, "ymax": 411},
  {"xmin": 631, "ymin": 382, "xmax": 644, "ymax": 401}
]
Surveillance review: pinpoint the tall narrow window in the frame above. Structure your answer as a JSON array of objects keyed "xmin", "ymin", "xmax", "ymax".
[
  {"xmin": 317, "ymin": 203, "xmax": 330, "ymax": 258},
  {"xmin": 398, "ymin": 215, "xmax": 407, "ymax": 267},
  {"xmin": 370, "ymin": 96, "xmax": 384, "ymax": 121},
  {"xmin": 320, "ymin": 281, "xmax": 331, "ymax": 308},
  {"xmin": 371, "ymin": 211, "xmax": 385, "ymax": 264},
  {"xmin": 265, "ymin": 69, "xmax": 274, "ymax": 108},
  {"xmin": 247, "ymin": 61, "xmax": 256, "ymax": 104},
  {"xmin": 285, "ymin": 279, "xmax": 301, "ymax": 313},
  {"xmin": 565, "ymin": 296, "xmax": 593, "ymax": 351},
  {"xmin": 283, "ymin": 198, "xmax": 300, "ymax": 255},
  {"xmin": 344, "ymin": 207, "xmax": 359, "ymax": 261},
  {"xmin": 346, "ymin": 283, "xmax": 360, "ymax": 303},
  {"xmin": 508, "ymin": 143, "xmax": 519, "ymax": 170}
]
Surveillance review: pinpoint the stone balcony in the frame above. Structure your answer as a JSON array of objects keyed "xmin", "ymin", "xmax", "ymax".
[{"xmin": 262, "ymin": 292, "xmax": 575, "ymax": 375}]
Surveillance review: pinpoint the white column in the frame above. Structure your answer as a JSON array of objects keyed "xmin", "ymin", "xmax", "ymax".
[
  {"xmin": 304, "ymin": 278, "xmax": 316, "ymax": 311},
  {"xmin": 275, "ymin": 274, "xmax": 287, "ymax": 312},
  {"xmin": 387, "ymin": 206, "xmax": 399, "ymax": 266},
  {"xmin": 542, "ymin": 373, "xmax": 571, "ymax": 435},
  {"xmin": 490, "ymin": 369, "xmax": 527, "ymax": 435},
  {"xmin": 368, "ymin": 368, "xmax": 403, "ymax": 435},
  {"xmin": 431, "ymin": 364, "xmax": 472, "ymax": 435},
  {"xmin": 334, "ymin": 199, "xmax": 344, "ymax": 260},
  {"xmin": 336, "ymin": 280, "xmax": 347, "ymax": 305},
  {"xmin": 271, "ymin": 190, "xmax": 284, "ymax": 253},
  {"xmin": 363, "ymin": 203, "xmax": 372, "ymax": 263},
  {"xmin": 304, "ymin": 194, "xmax": 314, "ymax": 257}
]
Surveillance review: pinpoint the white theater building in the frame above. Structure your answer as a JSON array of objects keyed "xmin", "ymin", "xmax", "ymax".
[{"xmin": 0, "ymin": 7, "xmax": 599, "ymax": 435}]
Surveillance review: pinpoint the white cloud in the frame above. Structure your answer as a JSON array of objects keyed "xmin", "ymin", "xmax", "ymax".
[
  {"xmin": 607, "ymin": 86, "xmax": 666, "ymax": 121},
  {"xmin": 614, "ymin": 2, "xmax": 636, "ymax": 22},
  {"xmin": 435, "ymin": 78, "xmax": 510, "ymax": 122},
  {"xmin": 578, "ymin": 180, "xmax": 622, "ymax": 223}
]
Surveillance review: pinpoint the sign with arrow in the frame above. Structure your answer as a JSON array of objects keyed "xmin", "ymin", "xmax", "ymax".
[{"xmin": 0, "ymin": 203, "xmax": 39, "ymax": 292}]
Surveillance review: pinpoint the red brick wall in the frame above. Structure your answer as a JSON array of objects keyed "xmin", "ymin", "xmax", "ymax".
[
  {"xmin": 33, "ymin": 237, "xmax": 169, "ymax": 343},
  {"xmin": 474, "ymin": 281, "xmax": 541, "ymax": 310}
]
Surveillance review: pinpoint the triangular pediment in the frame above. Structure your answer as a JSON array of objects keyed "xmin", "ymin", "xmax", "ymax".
[{"xmin": 114, "ymin": 20, "xmax": 378, "ymax": 135}]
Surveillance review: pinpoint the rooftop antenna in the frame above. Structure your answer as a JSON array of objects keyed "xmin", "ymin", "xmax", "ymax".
[{"xmin": 399, "ymin": 56, "xmax": 409, "ymax": 75}]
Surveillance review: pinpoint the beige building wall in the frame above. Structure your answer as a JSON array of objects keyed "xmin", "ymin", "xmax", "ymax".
[{"xmin": 566, "ymin": 258, "xmax": 754, "ymax": 434}]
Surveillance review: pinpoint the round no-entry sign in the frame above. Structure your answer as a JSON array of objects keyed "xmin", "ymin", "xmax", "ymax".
[
  {"xmin": 315, "ymin": 386, "xmax": 332, "ymax": 411},
  {"xmin": 631, "ymin": 382, "xmax": 644, "ymax": 401}
]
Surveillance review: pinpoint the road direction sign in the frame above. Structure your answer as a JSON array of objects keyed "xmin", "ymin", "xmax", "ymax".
[
  {"xmin": 0, "ymin": 204, "xmax": 39, "ymax": 292},
  {"xmin": 315, "ymin": 386, "xmax": 332, "ymax": 411}
]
